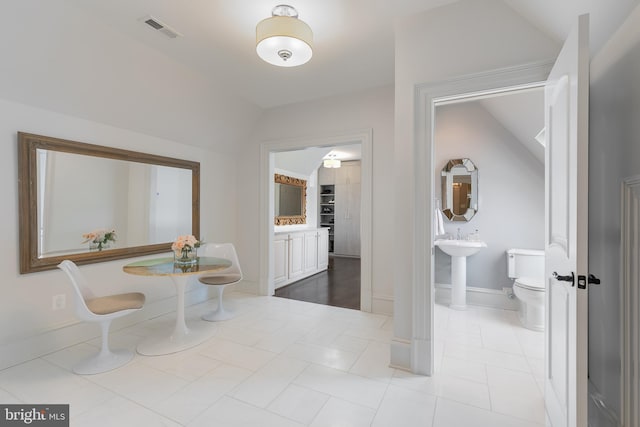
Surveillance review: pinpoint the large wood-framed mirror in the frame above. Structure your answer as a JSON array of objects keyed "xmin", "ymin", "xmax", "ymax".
[
  {"xmin": 274, "ymin": 173, "xmax": 306, "ymax": 225},
  {"xmin": 18, "ymin": 132, "xmax": 200, "ymax": 273}
]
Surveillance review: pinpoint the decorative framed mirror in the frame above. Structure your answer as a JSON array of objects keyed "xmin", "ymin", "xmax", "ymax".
[
  {"xmin": 18, "ymin": 132, "xmax": 200, "ymax": 273},
  {"xmin": 441, "ymin": 158, "xmax": 478, "ymax": 222},
  {"xmin": 274, "ymin": 173, "xmax": 306, "ymax": 225}
]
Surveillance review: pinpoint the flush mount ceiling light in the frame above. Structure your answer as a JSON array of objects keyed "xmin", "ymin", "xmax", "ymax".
[
  {"xmin": 323, "ymin": 154, "xmax": 341, "ymax": 169},
  {"xmin": 256, "ymin": 5, "xmax": 313, "ymax": 67}
]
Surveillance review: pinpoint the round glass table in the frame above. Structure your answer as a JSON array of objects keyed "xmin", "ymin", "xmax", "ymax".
[{"xmin": 123, "ymin": 256, "xmax": 231, "ymax": 355}]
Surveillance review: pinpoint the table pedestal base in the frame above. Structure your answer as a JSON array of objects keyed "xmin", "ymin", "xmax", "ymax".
[
  {"xmin": 137, "ymin": 275, "xmax": 215, "ymax": 356},
  {"xmin": 137, "ymin": 322, "xmax": 214, "ymax": 355}
]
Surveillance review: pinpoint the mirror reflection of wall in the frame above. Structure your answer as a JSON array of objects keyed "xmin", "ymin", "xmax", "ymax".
[
  {"xmin": 38, "ymin": 150, "xmax": 124, "ymax": 255},
  {"xmin": 451, "ymin": 178, "xmax": 471, "ymax": 215},
  {"xmin": 148, "ymin": 165, "xmax": 192, "ymax": 243},
  {"xmin": 19, "ymin": 132, "xmax": 201, "ymax": 273},
  {"xmin": 275, "ymin": 183, "xmax": 303, "ymax": 216},
  {"xmin": 36, "ymin": 149, "xmax": 192, "ymax": 257}
]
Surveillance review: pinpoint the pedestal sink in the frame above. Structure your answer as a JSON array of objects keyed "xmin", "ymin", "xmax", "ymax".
[{"xmin": 435, "ymin": 239, "xmax": 487, "ymax": 310}]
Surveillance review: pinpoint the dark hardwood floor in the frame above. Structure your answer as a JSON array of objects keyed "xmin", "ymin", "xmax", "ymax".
[{"xmin": 274, "ymin": 256, "xmax": 361, "ymax": 310}]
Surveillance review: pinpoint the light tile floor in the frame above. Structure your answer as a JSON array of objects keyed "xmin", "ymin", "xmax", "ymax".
[{"xmin": 0, "ymin": 293, "xmax": 545, "ymax": 426}]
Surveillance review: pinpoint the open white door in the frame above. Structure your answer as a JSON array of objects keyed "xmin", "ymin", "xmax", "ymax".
[{"xmin": 544, "ymin": 14, "xmax": 590, "ymax": 427}]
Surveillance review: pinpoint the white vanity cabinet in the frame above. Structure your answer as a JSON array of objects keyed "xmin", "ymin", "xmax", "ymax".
[
  {"xmin": 288, "ymin": 232, "xmax": 305, "ymax": 282},
  {"xmin": 317, "ymin": 228, "xmax": 329, "ymax": 270},
  {"xmin": 274, "ymin": 228, "xmax": 329, "ymax": 289},
  {"xmin": 303, "ymin": 231, "xmax": 319, "ymax": 274},
  {"xmin": 273, "ymin": 233, "xmax": 289, "ymax": 286}
]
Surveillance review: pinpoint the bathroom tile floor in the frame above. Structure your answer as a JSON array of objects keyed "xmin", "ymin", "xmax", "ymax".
[{"xmin": 0, "ymin": 293, "xmax": 545, "ymax": 426}]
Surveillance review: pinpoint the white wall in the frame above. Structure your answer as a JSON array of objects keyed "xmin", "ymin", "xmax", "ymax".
[
  {"xmin": 434, "ymin": 102, "xmax": 544, "ymax": 291},
  {"xmin": 237, "ymin": 85, "xmax": 395, "ymax": 313},
  {"xmin": 0, "ymin": 98, "xmax": 238, "ymax": 368},
  {"xmin": 588, "ymin": 4, "xmax": 640, "ymax": 421},
  {"xmin": 393, "ymin": 0, "xmax": 559, "ymax": 369}
]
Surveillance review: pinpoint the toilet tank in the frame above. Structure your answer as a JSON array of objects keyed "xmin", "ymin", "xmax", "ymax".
[{"xmin": 507, "ymin": 249, "xmax": 545, "ymax": 279}]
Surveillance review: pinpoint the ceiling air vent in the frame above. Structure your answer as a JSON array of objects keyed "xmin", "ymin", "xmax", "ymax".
[{"xmin": 141, "ymin": 15, "xmax": 182, "ymax": 39}]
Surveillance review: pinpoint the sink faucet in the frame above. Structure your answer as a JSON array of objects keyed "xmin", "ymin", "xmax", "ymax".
[{"xmin": 457, "ymin": 228, "xmax": 462, "ymax": 240}]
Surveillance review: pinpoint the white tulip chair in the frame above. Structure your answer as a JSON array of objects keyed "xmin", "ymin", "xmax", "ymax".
[{"xmin": 57, "ymin": 260, "xmax": 145, "ymax": 374}]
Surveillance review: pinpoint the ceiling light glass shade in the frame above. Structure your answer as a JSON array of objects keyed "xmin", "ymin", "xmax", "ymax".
[
  {"xmin": 256, "ymin": 6, "xmax": 313, "ymax": 67},
  {"xmin": 323, "ymin": 158, "xmax": 341, "ymax": 168}
]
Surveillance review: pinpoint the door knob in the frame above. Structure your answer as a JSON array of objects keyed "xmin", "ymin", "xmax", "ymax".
[{"xmin": 553, "ymin": 271, "xmax": 575, "ymax": 286}]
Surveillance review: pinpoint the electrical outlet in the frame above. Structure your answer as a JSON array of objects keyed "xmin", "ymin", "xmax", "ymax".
[{"xmin": 52, "ymin": 294, "xmax": 66, "ymax": 310}]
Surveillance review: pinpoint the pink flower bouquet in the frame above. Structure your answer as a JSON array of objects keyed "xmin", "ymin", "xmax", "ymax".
[
  {"xmin": 172, "ymin": 235, "xmax": 201, "ymax": 265},
  {"xmin": 82, "ymin": 228, "xmax": 116, "ymax": 251}
]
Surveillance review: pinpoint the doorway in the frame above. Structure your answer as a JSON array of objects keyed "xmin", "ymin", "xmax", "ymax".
[
  {"xmin": 275, "ymin": 256, "xmax": 361, "ymax": 310},
  {"xmin": 273, "ymin": 145, "xmax": 363, "ymax": 310},
  {"xmin": 258, "ymin": 130, "xmax": 374, "ymax": 312},
  {"xmin": 431, "ymin": 86, "xmax": 546, "ymax": 425},
  {"xmin": 406, "ymin": 61, "xmax": 553, "ymax": 376},
  {"xmin": 433, "ymin": 86, "xmax": 545, "ymax": 313}
]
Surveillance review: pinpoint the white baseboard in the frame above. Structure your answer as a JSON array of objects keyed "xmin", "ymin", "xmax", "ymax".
[
  {"xmin": 371, "ymin": 294, "xmax": 393, "ymax": 315},
  {"xmin": 390, "ymin": 337, "xmax": 412, "ymax": 372},
  {"xmin": 0, "ymin": 280, "xmax": 257, "ymax": 371},
  {"xmin": 391, "ymin": 286, "xmax": 516, "ymax": 377},
  {"xmin": 230, "ymin": 279, "xmax": 259, "ymax": 295},
  {"xmin": 435, "ymin": 283, "xmax": 518, "ymax": 311},
  {"xmin": 411, "ymin": 337, "xmax": 434, "ymax": 375}
]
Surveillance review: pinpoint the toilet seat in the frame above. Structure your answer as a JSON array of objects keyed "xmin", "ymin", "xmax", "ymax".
[{"xmin": 514, "ymin": 276, "xmax": 544, "ymax": 291}]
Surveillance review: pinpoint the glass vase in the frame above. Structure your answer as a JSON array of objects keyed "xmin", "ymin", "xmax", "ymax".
[
  {"xmin": 89, "ymin": 241, "xmax": 110, "ymax": 251},
  {"xmin": 174, "ymin": 247, "xmax": 198, "ymax": 266}
]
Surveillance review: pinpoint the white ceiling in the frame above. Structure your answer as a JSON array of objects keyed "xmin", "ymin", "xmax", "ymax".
[
  {"xmin": 436, "ymin": 87, "xmax": 545, "ymax": 164},
  {"xmin": 65, "ymin": 0, "xmax": 639, "ymax": 109},
  {"xmin": 274, "ymin": 143, "xmax": 362, "ymax": 177},
  {"xmin": 503, "ymin": 0, "xmax": 640, "ymax": 55},
  {"xmin": 326, "ymin": 144, "xmax": 362, "ymax": 162},
  {"xmin": 274, "ymin": 147, "xmax": 333, "ymax": 177}
]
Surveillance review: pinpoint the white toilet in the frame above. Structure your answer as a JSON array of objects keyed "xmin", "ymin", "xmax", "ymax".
[{"xmin": 507, "ymin": 248, "xmax": 545, "ymax": 331}]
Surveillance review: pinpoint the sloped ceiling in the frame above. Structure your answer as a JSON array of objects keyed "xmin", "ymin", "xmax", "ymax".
[
  {"xmin": 0, "ymin": 0, "xmax": 262, "ymax": 153},
  {"xmin": 275, "ymin": 147, "xmax": 333, "ymax": 177},
  {"xmin": 65, "ymin": 0, "xmax": 459, "ymax": 109},
  {"xmin": 274, "ymin": 144, "xmax": 362, "ymax": 177},
  {"xmin": 0, "ymin": 0, "xmax": 637, "ymax": 152},
  {"xmin": 64, "ymin": 0, "xmax": 637, "ymax": 109},
  {"xmin": 479, "ymin": 88, "xmax": 545, "ymax": 163},
  {"xmin": 503, "ymin": 0, "xmax": 640, "ymax": 55}
]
